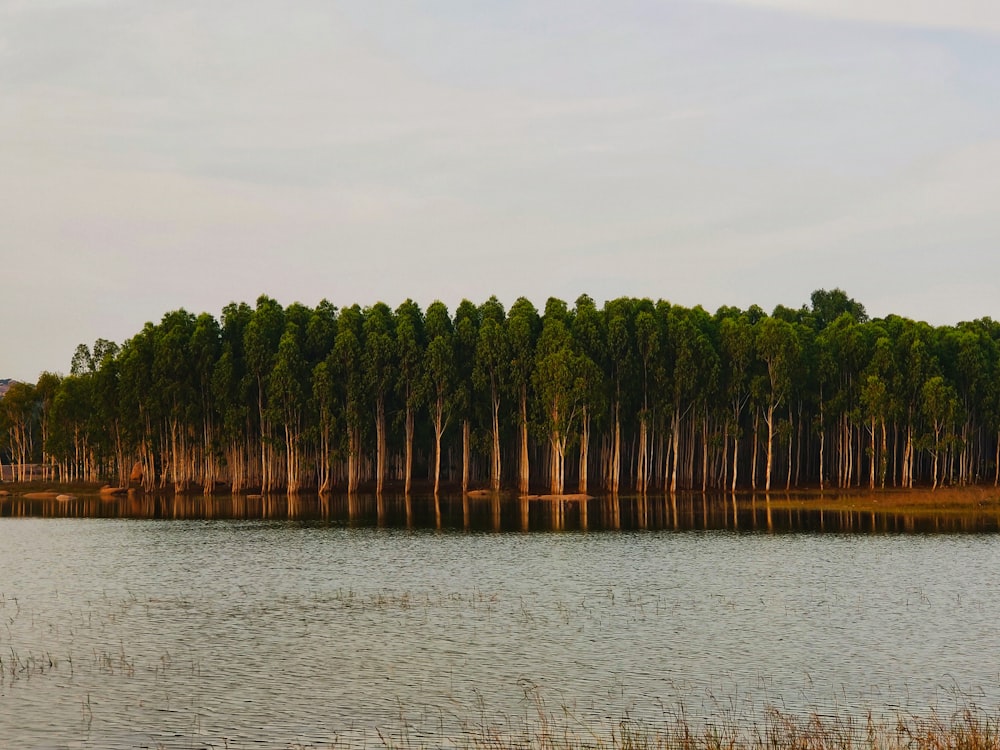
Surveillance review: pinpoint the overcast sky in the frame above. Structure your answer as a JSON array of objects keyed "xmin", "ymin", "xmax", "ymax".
[{"xmin": 3, "ymin": 0, "xmax": 1000, "ymax": 381}]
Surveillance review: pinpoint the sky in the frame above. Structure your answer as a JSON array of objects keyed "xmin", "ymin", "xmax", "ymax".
[{"xmin": 3, "ymin": 0, "xmax": 1000, "ymax": 381}]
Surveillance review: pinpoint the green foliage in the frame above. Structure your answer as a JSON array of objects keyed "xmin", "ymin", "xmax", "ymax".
[
  {"xmin": 22, "ymin": 288, "xmax": 1000, "ymax": 491},
  {"xmin": 474, "ymin": 296, "xmax": 510, "ymax": 419}
]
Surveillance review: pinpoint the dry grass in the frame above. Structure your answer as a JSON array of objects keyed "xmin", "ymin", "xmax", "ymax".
[
  {"xmin": 759, "ymin": 486, "xmax": 1000, "ymax": 515},
  {"xmin": 364, "ymin": 682, "xmax": 1000, "ymax": 750},
  {"xmin": 403, "ymin": 706, "xmax": 1000, "ymax": 750}
]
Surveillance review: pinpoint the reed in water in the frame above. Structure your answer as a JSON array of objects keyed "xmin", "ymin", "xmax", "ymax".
[{"xmin": 386, "ymin": 704, "xmax": 1000, "ymax": 750}]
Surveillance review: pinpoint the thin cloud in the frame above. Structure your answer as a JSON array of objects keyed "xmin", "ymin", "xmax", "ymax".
[
  {"xmin": 715, "ymin": 0, "xmax": 1000, "ymax": 35},
  {"xmin": 3, "ymin": 1, "xmax": 1000, "ymax": 380}
]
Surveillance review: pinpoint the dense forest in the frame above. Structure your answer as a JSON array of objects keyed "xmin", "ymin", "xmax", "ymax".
[{"xmin": 2, "ymin": 289, "xmax": 999, "ymax": 495}]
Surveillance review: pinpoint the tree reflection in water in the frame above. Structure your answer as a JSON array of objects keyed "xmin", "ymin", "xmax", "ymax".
[{"xmin": 3, "ymin": 491, "xmax": 999, "ymax": 533}]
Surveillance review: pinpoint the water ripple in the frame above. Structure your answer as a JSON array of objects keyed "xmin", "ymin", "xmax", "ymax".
[{"xmin": 0, "ymin": 521, "xmax": 998, "ymax": 748}]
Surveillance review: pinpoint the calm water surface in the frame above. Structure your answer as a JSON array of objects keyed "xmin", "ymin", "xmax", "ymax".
[{"xmin": 1, "ymin": 494, "xmax": 998, "ymax": 748}]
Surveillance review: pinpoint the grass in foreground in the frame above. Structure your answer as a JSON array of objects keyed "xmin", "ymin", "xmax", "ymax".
[{"xmin": 368, "ymin": 707, "xmax": 1000, "ymax": 750}]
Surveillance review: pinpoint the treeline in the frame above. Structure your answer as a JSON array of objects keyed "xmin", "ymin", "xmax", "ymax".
[{"xmin": 3, "ymin": 289, "xmax": 999, "ymax": 494}]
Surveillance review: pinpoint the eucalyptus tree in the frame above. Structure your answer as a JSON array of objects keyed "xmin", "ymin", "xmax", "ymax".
[
  {"xmin": 61, "ymin": 340, "xmax": 119, "ymax": 480},
  {"xmin": 571, "ymin": 294, "xmax": 607, "ymax": 494},
  {"xmin": 921, "ymin": 375, "xmax": 958, "ymax": 488},
  {"xmin": 42, "ymin": 286, "xmax": 1000, "ymax": 493},
  {"xmin": 507, "ymin": 298, "xmax": 540, "ymax": 494},
  {"xmin": 454, "ymin": 300, "xmax": 480, "ymax": 492},
  {"xmin": 973, "ymin": 319, "xmax": 1000, "ymax": 485},
  {"xmin": 0, "ymin": 380, "xmax": 37, "ymax": 481},
  {"xmin": 244, "ymin": 296, "xmax": 285, "ymax": 492},
  {"xmin": 755, "ymin": 315, "xmax": 801, "ymax": 491},
  {"xmin": 395, "ymin": 299, "xmax": 425, "ymax": 494},
  {"xmin": 816, "ymin": 313, "xmax": 867, "ymax": 487},
  {"xmin": 603, "ymin": 298, "xmax": 635, "ymax": 494},
  {"xmin": 533, "ymin": 297, "xmax": 583, "ymax": 495},
  {"xmin": 634, "ymin": 303, "xmax": 660, "ymax": 493},
  {"xmin": 268, "ymin": 321, "xmax": 308, "ymax": 493},
  {"xmin": 333, "ymin": 305, "xmax": 365, "ymax": 492},
  {"xmin": 311, "ymin": 358, "xmax": 337, "ymax": 494},
  {"xmin": 58, "ymin": 340, "xmax": 109, "ymax": 486},
  {"xmin": 859, "ymin": 332, "xmax": 893, "ymax": 488},
  {"xmin": 116, "ymin": 324, "xmax": 156, "ymax": 489},
  {"xmin": 474, "ymin": 296, "xmax": 508, "ymax": 492},
  {"xmin": 305, "ymin": 300, "xmax": 339, "ymax": 363},
  {"xmin": 942, "ymin": 320, "xmax": 997, "ymax": 484},
  {"xmin": 812, "ymin": 320, "xmax": 841, "ymax": 489},
  {"xmin": 424, "ymin": 301, "xmax": 455, "ymax": 495},
  {"xmin": 34, "ymin": 371, "xmax": 61, "ymax": 480},
  {"xmin": 213, "ymin": 302, "xmax": 253, "ymax": 492},
  {"xmin": 785, "ymin": 320, "xmax": 813, "ymax": 489},
  {"xmin": 190, "ymin": 313, "xmax": 222, "ymax": 492},
  {"xmin": 764, "ymin": 306, "xmax": 810, "ymax": 489},
  {"xmin": 305, "ymin": 301, "xmax": 339, "ymax": 492},
  {"xmin": 810, "ymin": 288, "xmax": 868, "ymax": 330},
  {"xmin": 49, "ymin": 372, "xmax": 96, "ymax": 482},
  {"xmin": 685, "ymin": 305, "xmax": 721, "ymax": 491},
  {"xmin": 887, "ymin": 317, "xmax": 935, "ymax": 487},
  {"xmin": 152, "ymin": 311, "xmax": 199, "ymax": 491},
  {"xmin": 718, "ymin": 310, "xmax": 754, "ymax": 491},
  {"xmin": 91, "ymin": 339, "xmax": 125, "ymax": 486},
  {"xmin": 666, "ymin": 306, "xmax": 704, "ymax": 492},
  {"xmin": 362, "ymin": 302, "xmax": 397, "ymax": 495},
  {"xmin": 806, "ymin": 292, "xmax": 864, "ymax": 484},
  {"xmin": 70, "ymin": 343, "xmax": 95, "ymax": 376}
]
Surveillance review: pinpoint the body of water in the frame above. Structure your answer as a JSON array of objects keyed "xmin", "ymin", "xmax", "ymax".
[{"xmin": 0, "ymin": 493, "xmax": 998, "ymax": 748}]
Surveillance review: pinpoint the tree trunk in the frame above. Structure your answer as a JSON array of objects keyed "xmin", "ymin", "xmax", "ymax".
[
  {"xmin": 376, "ymin": 397, "xmax": 386, "ymax": 494},
  {"xmin": 519, "ymin": 385, "xmax": 530, "ymax": 494},
  {"xmin": 611, "ymin": 409, "xmax": 621, "ymax": 494},
  {"xmin": 785, "ymin": 403, "xmax": 792, "ymax": 491},
  {"xmin": 869, "ymin": 416, "xmax": 876, "ymax": 489},
  {"xmin": 318, "ymin": 421, "xmax": 331, "ymax": 495},
  {"xmin": 404, "ymin": 406, "xmax": 414, "ymax": 494},
  {"xmin": 880, "ymin": 419, "xmax": 887, "ymax": 488},
  {"xmin": 637, "ymin": 413, "xmax": 648, "ymax": 494},
  {"xmin": 670, "ymin": 409, "xmax": 681, "ymax": 494},
  {"xmin": 462, "ymin": 419, "xmax": 470, "ymax": 493},
  {"xmin": 686, "ymin": 416, "xmax": 696, "ymax": 488},
  {"xmin": 904, "ymin": 422, "xmax": 913, "ymax": 488},
  {"xmin": 491, "ymin": 393, "xmax": 501, "ymax": 492},
  {"xmin": 433, "ymin": 425, "xmax": 443, "ymax": 495},
  {"xmin": 257, "ymin": 376, "xmax": 268, "ymax": 493},
  {"xmin": 702, "ymin": 411, "xmax": 709, "ymax": 493},
  {"xmin": 285, "ymin": 423, "xmax": 300, "ymax": 494},
  {"xmin": 433, "ymin": 394, "xmax": 446, "ymax": 495},
  {"xmin": 795, "ymin": 400, "xmax": 803, "ymax": 487},
  {"xmin": 550, "ymin": 431, "xmax": 564, "ymax": 495},
  {"xmin": 818, "ymin": 389, "xmax": 825, "ymax": 490},
  {"xmin": 347, "ymin": 425, "xmax": 360, "ymax": 493},
  {"xmin": 765, "ymin": 402, "xmax": 775, "ymax": 492},
  {"xmin": 721, "ymin": 422, "xmax": 730, "ymax": 491},
  {"xmin": 731, "ymin": 431, "xmax": 739, "ymax": 493}
]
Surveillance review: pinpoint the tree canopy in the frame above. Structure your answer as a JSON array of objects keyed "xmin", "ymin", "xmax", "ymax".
[{"xmin": 3, "ymin": 288, "xmax": 998, "ymax": 495}]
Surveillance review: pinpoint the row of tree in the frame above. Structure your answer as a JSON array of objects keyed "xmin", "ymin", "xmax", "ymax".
[{"xmin": 3, "ymin": 289, "xmax": 999, "ymax": 495}]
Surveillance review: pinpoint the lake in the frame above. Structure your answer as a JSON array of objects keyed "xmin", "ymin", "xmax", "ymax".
[{"xmin": 1, "ymin": 492, "xmax": 998, "ymax": 748}]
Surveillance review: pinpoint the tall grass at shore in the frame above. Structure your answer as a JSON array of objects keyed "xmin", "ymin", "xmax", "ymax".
[{"xmin": 369, "ymin": 703, "xmax": 1000, "ymax": 750}]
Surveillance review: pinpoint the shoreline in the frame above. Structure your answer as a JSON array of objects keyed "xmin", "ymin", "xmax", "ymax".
[{"xmin": 2, "ymin": 480, "xmax": 999, "ymax": 514}]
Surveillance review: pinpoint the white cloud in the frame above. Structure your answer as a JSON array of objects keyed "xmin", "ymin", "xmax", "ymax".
[
  {"xmin": 3, "ymin": 0, "xmax": 1000, "ymax": 379},
  {"xmin": 716, "ymin": 0, "xmax": 1000, "ymax": 35}
]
